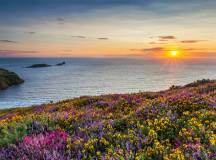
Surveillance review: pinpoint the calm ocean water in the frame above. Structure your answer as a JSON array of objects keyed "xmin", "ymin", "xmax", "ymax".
[{"xmin": 0, "ymin": 57, "xmax": 216, "ymax": 108}]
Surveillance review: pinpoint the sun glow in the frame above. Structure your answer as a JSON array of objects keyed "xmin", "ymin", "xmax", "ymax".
[
  {"xmin": 166, "ymin": 50, "xmax": 181, "ymax": 58},
  {"xmin": 170, "ymin": 50, "xmax": 178, "ymax": 56}
]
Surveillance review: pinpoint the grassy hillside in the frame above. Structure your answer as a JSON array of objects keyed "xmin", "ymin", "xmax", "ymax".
[{"xmin": 0, "ymin": 80, "xmax": 215, "ymax": 159}]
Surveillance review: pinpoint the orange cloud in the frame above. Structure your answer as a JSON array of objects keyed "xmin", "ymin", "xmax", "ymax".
[{"xmin": 180, "ymin": 40, "xmax": 205, "ymax": 43}]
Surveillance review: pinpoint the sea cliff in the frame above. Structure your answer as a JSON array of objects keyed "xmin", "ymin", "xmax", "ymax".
[{"xmin": 0, "ymin": 68, "xmax": 24, "ymax": 90}]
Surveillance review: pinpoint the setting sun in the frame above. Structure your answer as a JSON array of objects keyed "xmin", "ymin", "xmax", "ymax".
[
  {"xmin": 170, "ymin": 50, "xmax": 178, "ymax": 56},
  {"xmin": 166, "ymin": 50, "xmax": 181, "ymax": 58}
]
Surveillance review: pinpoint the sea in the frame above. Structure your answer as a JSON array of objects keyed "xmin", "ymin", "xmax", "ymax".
[{"xmin": 0, "ymin": 57, "xmax": 215, "ymax": 108}]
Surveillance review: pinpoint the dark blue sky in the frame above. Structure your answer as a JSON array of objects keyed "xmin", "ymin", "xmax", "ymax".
[{"xmin": 1, "ymin": 0, "xmax": 215, "ymax": 24}]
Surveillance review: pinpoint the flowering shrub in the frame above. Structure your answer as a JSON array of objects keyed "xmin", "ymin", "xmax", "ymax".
[
  {"xmin": 0, "ymin": 130, "xmax": 69, "ymax": 159},
  {"xmin": 0, "ymin": 80, "xmax": 215, "ymax": 159}
]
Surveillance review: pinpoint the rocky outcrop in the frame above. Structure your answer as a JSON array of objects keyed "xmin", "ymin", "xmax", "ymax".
[{"xmin": 0, "ymin": 68, "xmax": 24, "ymax": 90}]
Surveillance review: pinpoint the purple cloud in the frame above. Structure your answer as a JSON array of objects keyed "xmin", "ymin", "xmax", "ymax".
[{"xmin": 0, "ymin": 40, "xmax": 17, "ymax": 43}]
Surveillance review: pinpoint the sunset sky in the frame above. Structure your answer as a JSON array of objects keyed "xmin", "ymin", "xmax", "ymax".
[{"xmin": 0, "ymin": 0, "xmax": 216, "ymax": 58}]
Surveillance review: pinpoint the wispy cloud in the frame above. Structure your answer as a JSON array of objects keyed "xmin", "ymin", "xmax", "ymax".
[
  {"xmin": 98, "ymin": 37, "xmax": 109, "ymax": 40},
  {"xmin": 182, "ymin": 48, "xmax": 203, "ymax": 51},
  {"xmin": 0, "ymin": 40, "xmax": 17, "ymax": 43},
  {"xmin": 25, "ymin": 31, "xmax": 36, "ymax": 34},
  {"xmin": 131, "ymin": 47, "xmax": 203, "ymax": 52},
  {"xmin": 129, "ymin": 47, "xmax": 207, "ymax": 58},
  {"xmin": 0, "ymin": 50, "xmax": 39, "ymax": 56},
  {"xmin": 56, "ymin": 18, "xmax": 64, "ymax": 22},
  {"xmin": 159, "ymin": 36, "xmax": 176, "ymax": 41},
  {"xmin": 130, "ymin": 47, "xmax": 164, "ymax": 52},
  {"xmin": 131, "ymin": 47, "xmax": 204, "ymax": 55},
  {"xmin": 149, "ymin": 42, "xmax": 167, "ymax": 45},
  {"xmin": 71, "ymin": 35, "xmax": 86, "ymax": 39},
  {"xmin": 180, "ymin": 40, "xmax": 205, "ymax": 43},
  {"xmin": 56, "ymin": 18, "xmax": 65, "ymax": 24}
]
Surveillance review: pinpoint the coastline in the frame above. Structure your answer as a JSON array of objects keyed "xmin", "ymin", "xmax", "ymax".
[{"xmin": 1, "ymin": 57, "xmax": 216, "ymax": 108}]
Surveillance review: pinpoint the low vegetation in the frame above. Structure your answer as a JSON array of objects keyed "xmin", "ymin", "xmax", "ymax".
[{"xmin": 0, "ymin": 80, "xmax": 215, "ymax": 159}]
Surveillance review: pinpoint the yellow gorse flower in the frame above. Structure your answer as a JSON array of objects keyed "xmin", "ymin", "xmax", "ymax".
[
  {"xmin": 164, "ymin": 148, "xmax": 185, "ymax": 160},
  {"xmin": 209, "ymin": 135, "xmax": 215, "ymax": 145}
]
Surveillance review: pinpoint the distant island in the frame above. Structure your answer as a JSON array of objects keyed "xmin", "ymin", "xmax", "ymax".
[
  {"xmin": 0, "ymin": 79, "xmax": 215, "ymax": 159},
  {"xmin": 56, "ymin": 61, "xmax": 66, "ymax": 66},
  {"xmin": 26, "ymin": 61, "xmax": 66, "ymax": 68},
  {"xmin": 0, "ymin": 68, "xmax": 24, "ymax": 90},
  {"xmin": 26, "ymin": 64, "xmax": 51, "ymax": 68}
]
